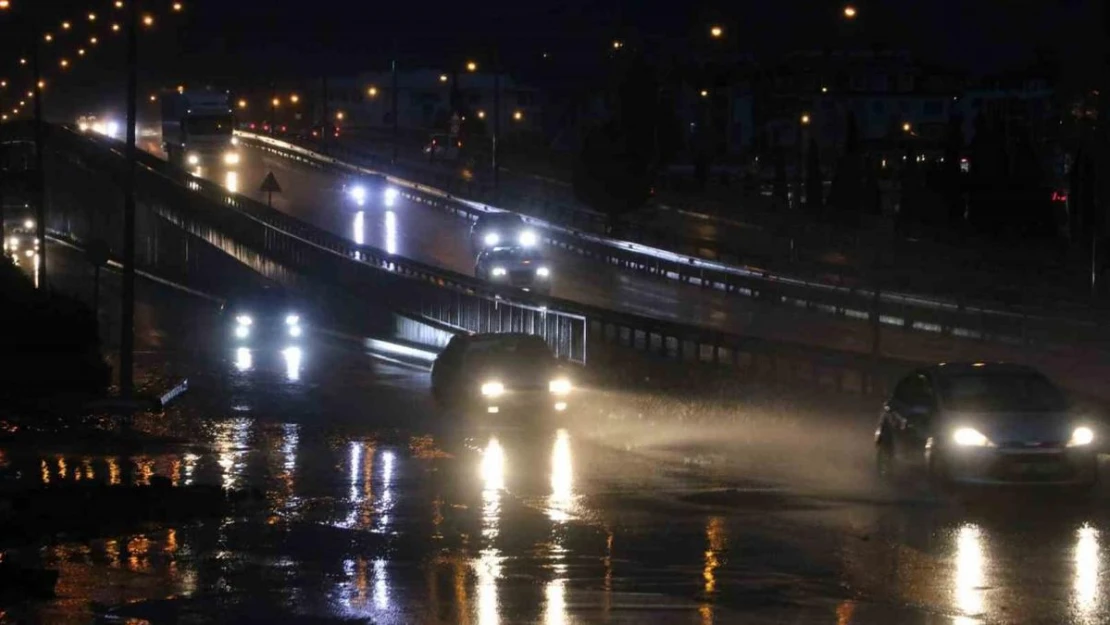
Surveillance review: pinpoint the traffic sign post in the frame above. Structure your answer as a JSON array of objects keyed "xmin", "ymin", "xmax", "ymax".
[{"xmin": 260, "ymin": 171, "xmax": 282, "ymax": 207}]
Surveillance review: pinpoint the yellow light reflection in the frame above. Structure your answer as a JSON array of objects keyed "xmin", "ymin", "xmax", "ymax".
[
  {"xmin": 544, "ymin": 577, "xmax": 567, "ymax": 625},
  {"xmin": 282, "ymin": 346, "xmax": 302, "ymax": 381},
  {"xmin": 215, "ymin": 418, "xmax": 251, "ymax": 490},
  {"xmin": 235, "ymin": 347, "xmax": 252, "ymax": 372},
  {"xmin": 385, "ymin": 210, "xmax": 397, "ymax": 255},
  {"xmin": 703, "ymin": 516, "xmax": 725, "ymax": 595},
  {"xmin": 476, "ymin": 437, "xmax": 505, "ymax": 625},
  {"xmin": 954, "ymin": 524, "xmax": 987, "ymax": 621},
  {"xmin": 107, "ymin": 457, "xmax": 121, "ymax": 485},
  {"xmin": 57, "ymin": 456, "xmax": 67, "ymax": 480},
  {"xmin": 353, "ymin": 210, "xmax": 365, "ymax": 245},
  {"xmin": 548, "ymin": 429, "xmax": 574, "ymax": 523},
  {"xmin": 1075, "ymin": 524, "xmax": 1101, "ymax": 622},
  {"xmin": 225, "ymin": 170, "xmax": 239, "ymax": 193},
  {"xmin": 374, "ymin": 557, "xmax": 389, "ymax": 610},
  {"xmin": 40, "ymin": 459, "xmax": 50, "ymax": 484}
]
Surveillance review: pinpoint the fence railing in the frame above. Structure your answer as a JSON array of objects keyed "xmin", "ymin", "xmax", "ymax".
[{"xmin": 239, "ymin": 132, "xmax": 1110, "ymax": 356}]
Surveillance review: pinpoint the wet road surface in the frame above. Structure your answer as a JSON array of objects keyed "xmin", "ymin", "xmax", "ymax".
[{"xmin": 4, "ymin": 244, "xmax": 1110, "ymax": 624}]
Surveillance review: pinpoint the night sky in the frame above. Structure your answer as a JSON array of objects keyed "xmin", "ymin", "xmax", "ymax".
[{"xmin": 0, "ymin": 0, "xmax": 1103, "ymax": 114}]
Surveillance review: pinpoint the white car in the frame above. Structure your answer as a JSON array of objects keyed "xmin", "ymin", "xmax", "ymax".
[{"xmin": 475, "ymin": 246, "xmax": 552, "ymax": 294}]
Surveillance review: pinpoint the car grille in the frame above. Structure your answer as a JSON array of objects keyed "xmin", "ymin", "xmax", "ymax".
[
  {"xmin": 510, "ymin": 270, "xmax": 534, "ymax": 284},
  {"xmin": 987, "ymin": 454, "xmax": 1074, "ymax": 481}
]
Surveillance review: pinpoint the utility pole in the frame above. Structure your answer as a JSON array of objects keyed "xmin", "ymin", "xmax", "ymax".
[
  {"xmin": 31, "ymin": 17, "xmax": 46, "ymax": 286},
  {"xmin": 320, "ymin": 76, "xmax": 329, "ymax": 154},
  {"xmin": 391, "ymin": 39, "xmax": 399, "ymax": 165},
  {"xmin": 119, "ymin": 0, "xmax": 139, "ymax": 398},
  {"xmin": 492, "ymin": 52, "xmax": 500, "ymax": 190}
]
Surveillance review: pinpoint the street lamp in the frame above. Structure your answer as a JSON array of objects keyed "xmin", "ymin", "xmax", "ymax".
[
  {"xmin": 800, "ymin": 113, "xmax": 811, "ymax": 125},
  {"xmin": 290, "ymin": 93, "xmax": 299, "ymax": 104},
  {"xmin": 439, "ymin": 74, "xmax": 448, "ymax": 83},
  {"xmin": 367, "ymin": 86, "xmax": 378, "ymax": 97},
  {"xmin": 477, "ymin": 109, "xmax": 485, "ymax": 119},
  {"xmin": 272, "ymin": 97, "xmax": 280, "ymax": 107},
  {"xmin": 843, "ymin": 5, "xmax": 857, "ymax": 18},
  {"xmin": 466, "ymin": 60, "xmax": 478, "ymax": 72},
  {"xmin": 612, "ymin": 40, "xmax": 623, "ymax": 50},
  {"xmin": 699, "ymin": 89, "xmax": 709, "ymax": 98},
  {"xmin": 238, "ymin": 98, "xmax": 247, "ymax": 109},
  {"xmin": 336, "ymin": 111, "xmax": 345, "ymax": 121},
  {"xmin": 512, "ymin": 110, "xmax": 523, "ymax": 121},
  {"xmin": 902, "ymin": 122, "xmax": 911, "ymax": 133},
  {"xmin": 709, "ymin": 25, "xmax": 724, "ymax": 39}
]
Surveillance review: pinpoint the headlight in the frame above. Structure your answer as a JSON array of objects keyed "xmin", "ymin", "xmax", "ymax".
[
  {"xmin": 484, "ymin": 232, "xmax": 500, "ymax": 246},
  {"xmin": 106, "ymin": 122, "xmax": 120, "ymax": 137},
  {"xmin": 491, "ymin": 267, "xmax": 507, "ymax": 277},
  {"xmin": 288, "ymin": 325, "xmax": 303, "ymax": 337},
  {"xmin": 549, "ymin": 378, "xmax": 572, "ymax": 395},
  {"xmin": 349, "ymin": 185, "xmax": 367, "ymax": 206},
  {"xmin": 536, "ymin": 266, "xmax": 550, "ymax": 278},
  {"xmin": 224, "ymin": 152, "xmax": 240, "ymax": 165},
  {"xmin": 519, "ymin": 229, "xmax": 538, "ymax": 247},
  {"xmin": 234, "ymin": 325, "xmax": 249, "ymax": 339},
  {"xmin": 187, "ymin": 153, "xmax": 200, "ymax": 166},
  {"xmin": 285, "ymin": 314, "xmax": 300, "ymax": 326},
  {"xmin": 481, "ymin": 381, "xmax": 505, "ymax": 398},
  {"xmin": 384, "ymin": 187, "xmax": 399, "ymax": 206},
  {"xmin": 953, "ymin": 427, "xmax": 992, "ymax": 447},
  {"xmin": 1070, "ymin": 426, "xmax": 1095, "ymax": 447},
  {"xmin": 231, "ymin": 136, "xmax": 240, "ymax": 146},
  {"xmin": 236, "ymin": 315, "xmax": 253, "ymax": 326}
]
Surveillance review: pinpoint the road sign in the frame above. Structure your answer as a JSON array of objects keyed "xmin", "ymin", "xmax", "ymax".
[
  {"xmin": 260, "ymin": 171, "xmax": 282, "ymax": 194},
  {"xmin": 260, "ymin": 171, "xmax": 282, "ymax": 207}
]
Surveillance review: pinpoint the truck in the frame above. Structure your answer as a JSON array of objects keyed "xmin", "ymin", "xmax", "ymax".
[{"xmin": 160, "ymin": 89, "xmax": 240, "ymax": 175}]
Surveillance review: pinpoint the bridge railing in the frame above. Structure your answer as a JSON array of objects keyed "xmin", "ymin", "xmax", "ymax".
[
  {"xmin": 29, "ymin": 122, "xmax": 933, "ymax": 395},
  {"xmin": 239, "ymin": 132, "xmax": 1109, "ymax": 355}
]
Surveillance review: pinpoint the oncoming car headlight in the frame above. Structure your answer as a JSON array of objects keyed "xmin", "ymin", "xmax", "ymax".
[
  {"xmin": 481, "ymin": 381, "xmax": 505, "ymax": 398},
  {"xmin": 285, "ymin": 314, "xmax": 300, "ymax": 326},
  {"xmin": 384, "ymin": 187, "xmax": 399, "ymax": 206},
  {"xmin": 953, "ymin": 427, "xmax": 992, "ymax": 447},
  {"xmin": 234, "ymin": 325, "xmax": 249, "ymax": 339},
  {"xmin": 549, "ymin": 378, "xmax": 572, "ymax": 395},
  {"xmin": 288, "ymin": 325, "xmax": 303, "ymax": 338},
  {"xmin": 236, "ymin": 315, "xmax": 253, "ymax": 326},
  {"xmin": 519, "ymin": 229, "xmax": 538, "ymax": 247},
  {"xmin": 484, "ymin": 232, "xmax": 500, "ymax": 246},
  {"xmin": 224, "ymin": 151, "xmax": 240, "ymax": 165},
  {"xmin": 349, "ymin": 185, "xmax": 367, "ymax": 206},
  {"xmin": 491, "ymin": 267, "xmax": 507, "ymax": 277},
  {"xmin": 1069, "ymin": 426, "xmax": 1095, "ymax": 447},
  {"xmin": 187, "ymin": 153, "xmax": 200, "ymax": 166},
  {"xmin": 536, "ymin": 266, "xmax": 551, "ymax": 278}
]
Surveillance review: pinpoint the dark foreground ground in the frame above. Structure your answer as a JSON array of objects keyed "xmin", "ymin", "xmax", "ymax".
[{"xmin": 3, "ymin": 245, "xmax": 1110, "ymax": 624}]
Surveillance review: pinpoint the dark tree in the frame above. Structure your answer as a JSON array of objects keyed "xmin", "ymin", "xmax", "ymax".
[
  {"xmin": 827, "ymin": 112, "xmax": 864, "ymax": 221},
  {"xmin": 941, "ymin": 115, "xmax": 965, "ymax": 227},
  {"xmin": 804, "ymin": 137, "xmax": 822, "ymax": 212},
  {"xmin": 772, "ymin": 147, "xmax": 788, "ymax": 210},
  {"xmin": 573, "ymin": 54, "xmax": 680, "ymax": 223}
]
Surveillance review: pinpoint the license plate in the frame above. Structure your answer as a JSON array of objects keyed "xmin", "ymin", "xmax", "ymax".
[{"xmin": 1012, "ymin": 462, "xmax": 1060, "ymax": 476}]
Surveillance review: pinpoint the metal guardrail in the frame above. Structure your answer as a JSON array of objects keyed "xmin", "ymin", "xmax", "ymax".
[
  {"xmin": 26, "ymin": 123, "xmax": 918, "ymax": 395},
  {"xmin": 239, "ymin": 132, "xmax": 1110, "ymax": 354}
]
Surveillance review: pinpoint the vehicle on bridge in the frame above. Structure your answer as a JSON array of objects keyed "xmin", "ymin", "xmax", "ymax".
[
  {"xmin": 223, "ymin": 286, "xmax": 305, "ymax": 346},
  {"xmin": 161, "ymin": 89, "xmax": 240, "ymax": 177},
  {"xmin": 470, "ymin": 212, "xmax": 538, "ymax": 253},
  {"xmin": 431, "ymin": 332, "xmax": 572, "ymax": 414},
  {"xmin": 475, "ymin": 245, "xmax": 552, "ymax": 294},
  {"xmin": 875, "ymin": 362, "xmax": 1097, "ymax": 490},
  {"xmin": 343, "ymin": 173, "xmax": 398, "ymax": 208}
]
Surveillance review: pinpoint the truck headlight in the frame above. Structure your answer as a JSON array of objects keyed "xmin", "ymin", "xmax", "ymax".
[
  {"xmin": 953, "ymin": 427, "xmax": 992, "ymax": 447},
  {"xmin": 481, "ymin": 381, "xmax": 505, "ymax": 398},
  {"xmin": 549, "ymin": 378, "xmax": 571, "ymax": 395},
  {"xmin": 491, "ymin": 267, "xmax": 507, "ymax": 277},
  {"xmin": 288, "ymin": 325, "xmax": 303, "ymax": 338},
  {"xmin": 234, "ymin": 325, "xmax": 249, "ymax": 339},
  {"xmin": 536, "ymin": 266, "xmax": 550, "ymax": 278},
  {"xmin": 484, "ymin": 232, "xmax": 500, "ymax": 246},
  {"xmin": 384, "ymin": 187, "xmax": 399, "ymax": 206},
  {"xmin": 285, "ymin": 314, "xmax": 300, "ymax": 326},
  {"xmin": 187, "ymin": 153, "xmax": 200, "ymax": 166},
  {"xmin": 349, "ymin": 185, "xmax": 367, "ymax": 206},
  {"xmin": 1069, "ymin": 426, "xmax": 1095, "ymax": 447},
  {"xmin": 519, "ymin": 229, "xmax": 538, "ymax": 247},
  {"xmin": 231, "ymin": 136, "xmax": 240, "ymax": 146},
  {"xmin": 224, "ymin": 151, "xmax": 240, "ymax": 165}
]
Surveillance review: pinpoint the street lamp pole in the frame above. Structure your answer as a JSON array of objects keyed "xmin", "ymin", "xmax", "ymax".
[
  {"xmin": 31, "ymin": 16, "xmax": 46, "ymax": 285},
  {"xmin": 119, "ymin": 0, "xmax": 140, "ymax": 398},
  {"xmin": 391, "ymin": 39, "xmax": 399, "ymax": 165}
]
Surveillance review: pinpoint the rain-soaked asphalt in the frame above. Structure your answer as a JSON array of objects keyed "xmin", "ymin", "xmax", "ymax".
[{"xmin": 6, "ymin": 246, "xmax": 1110, "ymax": 624}]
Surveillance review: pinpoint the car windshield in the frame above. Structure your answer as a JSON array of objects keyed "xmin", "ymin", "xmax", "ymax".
[
  {"xmin": 464, "ymin": 335, "xmax": 551, "ymax": 363},
  {"xmin": 185, "ymin": 114, "xmax": 234, "ymax": 136},
  {"xmin": 486, "ymin": 247, "xmax": 543, "ymax": 262},
  {"xmin": 940, "ymin": 373, "xmax": 1067, "ymax": 412},
  {"xmin": 478, "ymin": 214, "xmax": 523, "ymax": 230}
]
